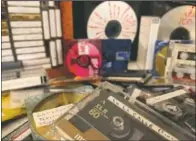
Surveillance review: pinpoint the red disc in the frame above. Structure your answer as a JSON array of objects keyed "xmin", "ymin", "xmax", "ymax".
[{"xmin": 65, "ymin": 41, "xmax": 102, "ymax": 77}]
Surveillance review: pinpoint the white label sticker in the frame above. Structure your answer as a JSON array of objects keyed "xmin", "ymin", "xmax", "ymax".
[
  {"xmin": 146, "ymin": 89, "xmax": 187, "ymax": 105},
  {"xmin": 50, "ymin": 41, "xmax": 58, "ymax": 67},
  {"xmin": 78, "ymin": 42, "xmax": 89, "ymax": 55},
  {"xmin": 17, "ymin": 53, "xmax": 46, "ymax": 60},
  {"xmin": 11, "ymin": 21, "xmax": 42, "ymax": 28},
  {"xmin": 10, "ymin": 88, "xmax": 44, "ymax": 108},
  {"xmin": 16, "ymin": 46, "xmax": 45, "ymax": 54},
  {"xmin": 55, "ymin": 9, "xmax": 62, "ymax": 37},
  {"xmin": 33, "ymin": 104, "xmax": 74, "ymax": 127},
  {"xmin": 107, "ymin": 96, "xmax": 179, "ymax": 141},
  {"xmin": 2, "ymin": 49, "xmax": 13, "ymax": 56},
  {"xmin": 49, "ymin": 9, "xmax": 57, "ymax": 37},
  {"xmin": 56, "ymin": 39, "xmax": 63, "ymax": 65},
  {"xmin": 13, "ymin": 34, "xmax": 43, "ymax": 41},
  {"xmin": 2, "ymin": 36, "xmax": 10, "ymax": 42},
  {"xmin": 8, "ymin": 7, "xmax": 40, "ymax": 14},
  {"xmin": 2, "ymin": 42, "xmax": 11, "ymax": 49},
  {"xmin": 14, "ymin": 40, "xmax": 44, "ymax": 48},
  {"xmin": 12, "ymin": 27, "xmax": 42, "ymax": 35},
  {"xmin": 8, "ymin": 1, "xmax": 40, "ymax": 6},
  {"xmin": 2, "ymin": 56, "xmax": 14, "ymax": 62},
  {"xmin": 42, "ymin": 11, "xmax": 50, "ymax": 39}
]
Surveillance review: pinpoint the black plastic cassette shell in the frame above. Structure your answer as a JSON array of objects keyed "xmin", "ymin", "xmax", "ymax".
[{"xmin": 57, "ymin": 89, "xmax": 191, "ymax": 140}]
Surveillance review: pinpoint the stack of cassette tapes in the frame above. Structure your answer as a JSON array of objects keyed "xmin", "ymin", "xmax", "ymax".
[
  {"xmin": 5, "ymin": 1, "xmax": 63, "ymax": 70},
  {"xmin": 2, "ymin": 1, "xmax": 14, "ymax": 63}
]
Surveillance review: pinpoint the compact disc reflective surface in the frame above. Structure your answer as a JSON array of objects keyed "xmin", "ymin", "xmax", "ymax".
[
  {"xmin": 87, "ymin": 1, "xmax": 137, "ymax": 41},
  {"xmin": 158, "ymin": 6, "xmax": 195, "ymax": 40}
]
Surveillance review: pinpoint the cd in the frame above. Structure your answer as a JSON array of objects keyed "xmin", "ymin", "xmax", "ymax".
[
  {"xmin": 158, "ymin": 6, "xmax": 195, "ymax": 40},
  {"xmin": 65, "ymin": 41, "xmax": 102, "ymax": 77},
  {"xmin": 152, "ymin": 40, "xmax": 169, "ymax": 76},
  {"xmin": 87, "ymin": 1, "xmax": 137, "ymax": 41}
]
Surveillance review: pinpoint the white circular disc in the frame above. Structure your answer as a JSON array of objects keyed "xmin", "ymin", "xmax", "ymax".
[
  {"xmin": 176, "ymin": 72, "xmax": 184, "ymax": 78},
  {"xmin": 87, "ymin": 1, "xmax": 137, "ymax": 41},
  {"xmin": 180, "ymin": 52, "xmax": 189, "ymax": 60},
  {"xmin": 158, "ymin": 6, "xmax": 195, "ymax": 40}
]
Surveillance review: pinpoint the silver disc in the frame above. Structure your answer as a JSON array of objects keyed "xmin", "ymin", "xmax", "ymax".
[
  {"xmin": 158, "ymin": 6, "xmax": 195, "ymax": 40},
  {"xmin": 87, "ymin": 1, "xmax": 137, "ymax": 41}
]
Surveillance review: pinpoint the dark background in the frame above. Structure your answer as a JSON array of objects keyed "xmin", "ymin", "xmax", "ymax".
[{"xmin": 72, "ymin": 1, "xmax": 195, "ymax": 60}]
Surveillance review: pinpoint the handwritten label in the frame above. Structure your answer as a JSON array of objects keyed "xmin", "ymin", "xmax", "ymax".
[
  {"xmin": 179, "ymin": 6, "xmax": 195, "ymax": 26},
  {"xmin": 33, "ymin": 104, "xmax": 73, "ymax": 127},
  {"xmin": 78, "ymin": 42, "xmax": 89, "ymax": 55}
]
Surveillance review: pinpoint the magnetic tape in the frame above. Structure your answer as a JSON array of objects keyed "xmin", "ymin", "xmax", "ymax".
[{"xmin": 52, "ymin": 82, "xmax": 191, "ymax": 141}]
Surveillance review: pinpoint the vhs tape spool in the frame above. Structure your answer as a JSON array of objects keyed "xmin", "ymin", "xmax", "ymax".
[
  {"xmin": 25, "ymin": 86, "xmax": 93, "ymax": 140},
  {"xmin": 63, "ymin": 39, "xmax": 102, "ymax": 78},
  {"xmin": 53, "ymin": 83, "xmax": 191, "ymax": 140}
]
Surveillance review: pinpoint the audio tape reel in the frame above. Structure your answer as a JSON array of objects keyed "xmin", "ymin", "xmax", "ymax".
[
  {"xmin": 64, "ymin": 39, "xmax": 102, "ymax": 78},
  {"xmin": 87, "ymin": 1, "xmax": 138, "ymax": 41},
  {"xmin": 25, "ymin": 86, "xmax": 93, "ymax": 140}
]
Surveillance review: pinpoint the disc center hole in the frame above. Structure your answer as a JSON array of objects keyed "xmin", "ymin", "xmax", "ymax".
[
  {"xmin": 105, "ymin": 20, "xmax": 122, "ymax": 38},
  {"xmin": 170, "ymin": 27, "xmax": 190, "ymax": 40},
  {"xmin": 77, "ymin": 55, "xmax": 90, "ymax": 67}
]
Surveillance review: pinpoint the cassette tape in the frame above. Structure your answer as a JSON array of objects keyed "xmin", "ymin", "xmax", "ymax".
[
  {"xmin": 129, "ymin": 86, "xmax": 196, "ymax": 137},
  {"xmin": 101, "ymin": 39, "xmax": 131, "ymax": 74},
  {"xmin": 63, "ymin": 39, "xmax": 102, "ymax": 78},
  {"xmin": 171, "ymin": 43, "xmax": 195, "ymax": 67},
  {"xmin": 53, "ymin": 82, "xmax": 189, "ymax": 141},
  {"xmin": 25, "ymin": 85, "xmax": 93, "ymax": 140},
  {"xmin": 171, "ymin": 64, "xmax": 195, "ymax": 85}
]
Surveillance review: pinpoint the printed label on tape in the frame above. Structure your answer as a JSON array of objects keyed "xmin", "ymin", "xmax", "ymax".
[
  {"xmin": 2, "ymin": 56, "xmax": 14, "ymax": 62},
  {"xmin": 14, "ymin": 40, "xmax": 44, "ymax": 48},
  {"xmin": 56, "ymin": 39, "xmax": 63, "ymax": 65},
  {"xmin": 33, "ymin": 104, "xmax": 74, "ymax": 127},
  {"xmin": 17, "ymin": 53, "xmax": 46, "ymax": 60},
  {"xmin": 8, "ymin": 7, "xmax": 40, "ymax": 14},
  {"xmin": 22, "ymin": 58, "xmax": 50, "ymax": 66},
  {"xmin": 49, "ymin": 9, "xmax": 57, "ymax": 37},
  {"xmin": 50, "ymin": 41, "xmax": 58, "ymax": 67},
  {"xmin": 7, "ymin": 1, "xmax": 40, "ymax": 6},
  {"xmin": 16, "ymin": 46, "xmax": 45, "ymax": 54},
  {"xmin": 12, "ymin": 27, "xmax": 42, "ymax": 35},
  {"xmin": 2, "ymin": 36, "xmax": 10, "ymax": 42},
  {"xmin": 9, "ymin": 13, "xmax": 41, "ymax": 21},
  {"xmin": 2, "ymin": 42, "xmax": 11, "ymax": 49},
  {"xmin": 55, "ymin": 9, "xmax": 62, "ymax": 37},
  {"xmin": 11, "ymin": 21, "xmax": 42, "ymax": 28},
  {"xmin": 42, "ymin": 11, "xmax": 50, "ymax": 39},
  {"xmin": 13, "ymin": 34, "xmax": 43, "ymax": 41},
  {"xmin": 78, "ymin": 42, "xmax": 89, "ymax": 55},
  {"xmin": 2, "ymin": 49, "xmax": 13, "ymax": 57}
]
